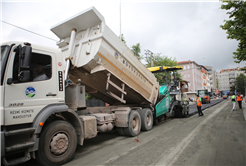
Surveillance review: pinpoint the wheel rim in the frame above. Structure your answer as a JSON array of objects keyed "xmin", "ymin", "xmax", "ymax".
[
  {"xmin": 50, "ymin": 132, "xmax": 69, "ymax": 156},
  {"xmin": 146, "ymin": 113, "xmax": 152, "ymax": 126},
  {"xmin": 132, "ymin": 117, "xmax": 140, "ymax": 131}
]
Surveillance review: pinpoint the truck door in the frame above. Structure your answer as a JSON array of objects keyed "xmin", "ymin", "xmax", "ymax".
[{"xmin": 4, "ymin": 45, "xmax": 59, "ymax": 126}]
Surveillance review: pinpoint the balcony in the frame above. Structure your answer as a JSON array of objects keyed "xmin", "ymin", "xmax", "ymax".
[
  {"xmin": 229, "ymin": 75, "xmax": 235, "ymax": 78},
  {"xmin": 229, "ymin": 79, "xmax": 235, "ymax": 82}
]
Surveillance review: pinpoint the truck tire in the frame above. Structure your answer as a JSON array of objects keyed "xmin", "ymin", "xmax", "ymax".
[
  {"xmin": 116, "ymin": 127, "xmax": 125, "ymax": 136},
  {"xmin": 36, "ymin": 120, "xmax": 77, "ymax": 166},
  {"xmin": 123, "ymin": 110, "xmax": 141, "ymax": 137},
  {"xmin": 140, "ymin": 109, "xmax": 153, "ymax": 131}
]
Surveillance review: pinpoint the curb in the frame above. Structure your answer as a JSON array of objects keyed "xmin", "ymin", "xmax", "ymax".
[{"xmin": 243, "ymin": 102, "xmax": 246, "ymax": 121}]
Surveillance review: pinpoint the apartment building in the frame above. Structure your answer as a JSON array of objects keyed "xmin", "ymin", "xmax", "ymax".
[
  {"xmin": 177, "ymin": 61, "xmax": 209, "ymax": 93},
  {"xmin": 205, "ymin": 66, "xmax": 216, "ymax": 92},
  {"xmin": 216, "ymin": 68, "xmax": 246, "ymax": 92}
]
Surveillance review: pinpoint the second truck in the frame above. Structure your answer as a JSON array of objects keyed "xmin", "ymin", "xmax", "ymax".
[{"xmin": 1, "ymin": 7, "xmax": 189, "ymax": 166}]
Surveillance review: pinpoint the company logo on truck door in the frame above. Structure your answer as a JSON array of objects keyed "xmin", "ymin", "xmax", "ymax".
[
  {"xmin": 25, "ymin": 87, "xmax": 36, "ymax": 98},
  {"xmin": 114, "ymin": 52, "xmax": 119, "ymax": 59}
]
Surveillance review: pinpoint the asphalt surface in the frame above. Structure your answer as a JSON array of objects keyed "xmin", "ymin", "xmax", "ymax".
[
  {"xmin": 189, "ymin": 99, "xmax": 224, "ymax": 114},
  {"xmin": 172, "ymin": 100, "xmax": 246, "ymax": 166},
  {"xmin": 15, "ymin": 99, "xmax": 245, "ymax": 166}
]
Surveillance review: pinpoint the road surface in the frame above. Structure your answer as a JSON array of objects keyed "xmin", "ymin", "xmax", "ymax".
[
  {"xmin": 189, "ymin": 99, "xmax": 224, "ymax": 114},
  {"xmin": 19, "ymin": 100, "xmax": 245, "ymax": 166}
]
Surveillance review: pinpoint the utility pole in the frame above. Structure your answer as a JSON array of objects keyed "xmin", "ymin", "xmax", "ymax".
[
  {"xmin": 119, "ymin": 0, "xmax": 121, "ymax": 40},
  {"xmin": 151, "ymin": 52, "xmax": 153, "ymax": 67}
]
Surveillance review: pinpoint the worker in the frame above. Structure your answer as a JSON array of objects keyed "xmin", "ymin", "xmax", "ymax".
[
  {"xmin": 196, "ymin": 94, "xmax": 203, "ymax": 116},
  {"xmin": 231, "ymin": 93, "xmax": 236, "ymax": 111},
  {"xmin": 237, "ymin": 93, "xmax": 242, "ymax": 109},
  {"xmin": 33, "ymin": 65, "xmax": 48, "ymax": 81}
]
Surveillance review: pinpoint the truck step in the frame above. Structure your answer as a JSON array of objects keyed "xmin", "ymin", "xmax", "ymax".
[
  {"xmin": 5, "ymin": 142, "xmax": 35, "ymax": 152},
  {"xmin": 2, "ymin": 156, "xmax": 31, "ymax": 166},
  {"xmin": 5, "ymin": 128, "xmax": 35, "ymax": 136}
]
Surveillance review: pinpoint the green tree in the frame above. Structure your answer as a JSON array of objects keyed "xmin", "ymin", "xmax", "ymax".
[
  {"xmin": 131, "ymin": 43, "xmax": 142, "ymax": 59},
  {"xmin": 146, "ymin": 54, "xmax": 182, "ymax": 84},
  {"xmin": 86, "ymin": 93, "xmax": 97, "ymax": 100},
  {"xmin": 235, "ymin": 73, "xmax": 246, "ymax": 95},
  {"xmin": 119, "ymin": 34, "xmax": 126, "ymax": 44},
  {"xmin": 220, "ymin": 1, "xmax": 246, "ymax": 63},
  {"xmin": 230, "ymin": 85, "xmax": 235, "ymax": 93}
]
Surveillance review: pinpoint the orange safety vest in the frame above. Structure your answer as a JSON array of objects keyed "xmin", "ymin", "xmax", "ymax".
[
  {"xmin": 237, "ymin": 95, "xmax": 242, "ymax": 101},
  {"xmin": 197, "ymin": 97, "xmax": 202, "ymax": 106}
]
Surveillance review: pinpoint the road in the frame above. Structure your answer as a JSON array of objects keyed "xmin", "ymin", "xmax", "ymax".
[
  {"xmin": 20, "ymin": 100, "xmax": 245, "ymax": 166},
  {"xmin": 189, "ymin": 99, "xmax": 224, "ymax": 114}
]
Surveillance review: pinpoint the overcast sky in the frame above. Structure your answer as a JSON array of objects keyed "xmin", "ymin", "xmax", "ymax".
[{"xmin": 1, "ymin": 0, "xmax": 245, "ymax": 72}]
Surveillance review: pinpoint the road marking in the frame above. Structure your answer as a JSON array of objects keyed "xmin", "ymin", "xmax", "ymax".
[{"xmin": 153, "ymin": 101, "xmax": 227, "ymax": 166}]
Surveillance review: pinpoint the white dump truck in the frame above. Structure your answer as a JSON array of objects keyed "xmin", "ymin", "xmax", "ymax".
[{"xmin": 1, "ymin": 7, "xmax": 188, "ymax": 166}]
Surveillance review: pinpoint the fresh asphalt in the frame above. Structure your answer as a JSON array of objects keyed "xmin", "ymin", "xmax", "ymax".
[{"xmin": 188, "ymin": 99, "xmax": 224, "ymax": 115}]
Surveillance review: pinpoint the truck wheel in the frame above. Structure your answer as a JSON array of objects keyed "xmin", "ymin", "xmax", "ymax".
[
  {"xmin": 123, "ymin": 110, "xmax": 141, "ymax": 137},
  {"xmin": 36, "ymin": 120, "xmax": 77, "ymax": 166},
  {"xmin": 140, "ymin": 109, "xmax": 153, "ymax": 131},
  {"xmin": 116, "ymin": 127, "xmax": 125, "ymax": 136}
]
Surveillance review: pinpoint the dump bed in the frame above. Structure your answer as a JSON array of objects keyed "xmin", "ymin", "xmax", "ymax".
[{"xmin": 51, "ymin": 7, "xmax": 159, "ymax": 106}]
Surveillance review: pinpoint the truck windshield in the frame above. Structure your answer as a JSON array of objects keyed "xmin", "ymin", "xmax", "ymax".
[
  {"xmin": 1, "ymin": 45, "xmax": 9, "ymax": 65},
  {"xmin": 198, "ymin": 90, "xmax": 206, "ymax": 97}
]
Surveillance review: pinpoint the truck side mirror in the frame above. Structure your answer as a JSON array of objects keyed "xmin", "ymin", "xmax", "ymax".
[
  {"xmin": 18, "ymin": 70, "xmax": 30, "ymax": 82},
  {"xmin": 18, "ymin": 45, "xmax": 32, "ymax": 82},
  {"xmin": 20, "ymin": 46, "xmax": 32, "ymax": 70}
]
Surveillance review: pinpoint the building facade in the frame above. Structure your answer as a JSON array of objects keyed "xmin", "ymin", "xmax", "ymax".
[
  {"xmin": 177, "ymin": 61, "xmax": 210, "ymax": 93},
  {"xmin": 206, "ymin": 66, "xmax": 216, "ymax": 93},
  {"xmin": 216, "ymin": 68, "xmax": 246, "ymax": 92}
]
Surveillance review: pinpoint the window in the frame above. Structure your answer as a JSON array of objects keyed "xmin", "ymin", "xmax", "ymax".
[
  {"xmin": 184, "ymin": 74, "xmax": 186, "ymax": 78},
  {"xmin": 184, "ymin": 66, "xmax": 186, "ymax": 70},
  {"xmin": 187, "ymin": 65, "xmax": 189, "ymax": 69},
  {"xmin": 13, "ymin": 52, "xmax": 52, "ymax": 82},
  {"xmin": 1, "ymin": 45, "xmax": 10, "ymax": 85},
  {"xmin": 188, "ymin": 73, "xmax": 190, "ymax": 77}
]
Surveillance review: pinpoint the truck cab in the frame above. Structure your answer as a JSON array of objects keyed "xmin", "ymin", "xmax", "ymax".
[
  {"xmin": 1, "ymin": 42, "xmax": 64, "ymax": 126},
  {"xmin": 197, "ymin": 89, "xmax": 210, "ymax": 104},
  {"xmin": 0, "ymin": 42, "xmax": 71, "ymax": 165}
]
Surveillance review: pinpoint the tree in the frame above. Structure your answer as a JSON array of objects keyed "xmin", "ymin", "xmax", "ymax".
[
  {"xmin": 145, "ymin": 53, "xmax": 182, "ymax": 84},
  {"xmin": 220, "ymin": 1, "xmax": 246, "ymax": 63},
  {"xmin": 119, "ymin": 34, "xmax": 126, "ymax": 44},
  {"xmin": 131, "ymin": 43, "xmax": 142, "ymax": 59},
  {"xmin": 86, "ymin": 93, "xmax": 97, "ymax": 100},
  {"xmin": 230, "ymin": 85, "xmax": 235, "ymax": 93},
  {"xmin": 234, "ymin": 73, "xmax": 246, "ymax": 95}
]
